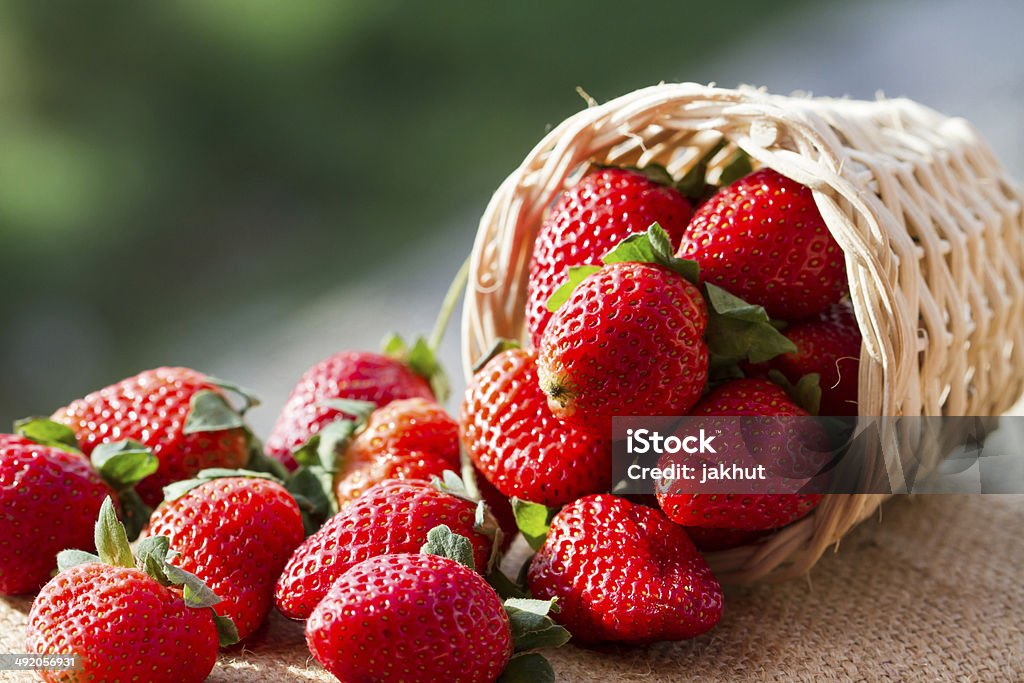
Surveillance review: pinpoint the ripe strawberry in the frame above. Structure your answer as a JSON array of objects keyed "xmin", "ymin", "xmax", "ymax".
[
  {"xmin": 749, "ymin": 301, "xmax": 861, "ymax": 416},
  {"xmin": 307, "ymin": 553, "xmax": 512, "ymax": 683},
  {"xmin": 52, "ymin": 367, "xmax": 252, "ymax": 507},
  {"xmin": 266, "ymin": 351, "xmax": 434, "ymax": 470},
  {"xmin": 656, "ymin": 378, "xmax": 825, "ymax": 530},
  {"xmin": 333, "ymin": 398, "xmax": 460, "ymax": 507},
  {"xmin": 678, "ymin": 167, "xmax": 847, "ymax": 319},
  {"xmin": 528, "ymin": 494, "xmax": 723, "ymax": 643},
  {"xmin": 147, "ymin": 474, "xmax": 305, "ymax": 639},
  {"xmin": 461, "ymin": 347, "xmax": 611, "ymax": 506},
  {"xmin": 527, "ymin": 167, "xmax": 693, "ymax": 345},
  {"xmin": 274, "ymin": 479, "xmax": 499, "ymax": 620},
  {"xmin": 0, "ymin": 435, "xmax": 110, "ymax": 594},
  {"xmin": 538, "ymin": 261, "xmax": 708, "ymax": 432},
  {"xmin": 26, "ymin": 499, "xmax": 233, "ymax": 683}
]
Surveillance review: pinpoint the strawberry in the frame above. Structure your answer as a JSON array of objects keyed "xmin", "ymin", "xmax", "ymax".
[
  {"xmin": 265, "ymin": 351, "xmax": 435, "ymax": 470},
  {"xmin": 749, "ymin": 301, "xmax": 861, "ymax": 416},
  {"xmin": 332, "ymin": 397, "xmax": 460, "ymax": 507},
  {"xmin": 26, "ymin": 498, "xmax": 235, "ymax": 683},
  {"xmin": 146, "ymin": 472, "xmax": 305, "ymax": 640},
  {"xmin": 461, "ymin": 347, "xmax": 612, "ymax": 506},
  {"xmin": 307, "ymin": 525, "xmax": 569, "ymax": 683},
  {"xmin": 274, "ymin": 478, "xmax": 500, "ymax": 620},
  {"xmin": 0, "ymin": 435, "xmax": 110, "ymax": 594},
  {"xmin": 527, "ymin": 494, "xmax": 723, "ymax": 643},
  {"xmin": 52, "ymin": 367, "xmax": 255, "ymax": 507},
  {"xmin": 656, "ymin": 378, "xmax": 825, "ymax": 530},
  {"xmin": 538, "ymin": 261, "xmax": 708, "ymax": 432},
  {"xmin": 678, "ymin": 167, "xmax": 847, "ymax": 319},
  {"xmin": 527, "ymin": 167, "xmax": 692, "ymax": 345},
  {"xmin": 307, "ymin": 553, "xmax": 512, "ymax": 683}
]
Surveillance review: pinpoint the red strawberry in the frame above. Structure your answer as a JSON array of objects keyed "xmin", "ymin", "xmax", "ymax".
[
  {"xmin": 678, "ymin": 168, "xmax": 847, "ymax": 319},
  {"xmin": 461, "ymin": 347, "xmax": 611, "ymax": 506},
  {"xmin": 333, "ymin": 398, "xmax": 460, "ymax": 507},
  {"xmin": 146, "ymin": 474, "xmax": 305, "ymax": 639},
  {"xmin": 0, "ymin": 435, "xmax": 110, "ymax": 594},
  {"xmin": 26, "ymin": 499, "xmax": 232, "ymax": 683},
  {"xmin": 528, "ymin": 494, "xmax": 723, "ymax": 643},
  {"xmin": 52, "ymin": 367, "xmax": 252, "ymax": 507},
  {"xmin": 266, "ymin": 351, "xmax": 434, "ymax": 470},
  {"xmin": 749, "ymin": 301, "xmax": 861, "ymax": 416},
  {"xmin": 656, "ymin": 378, "xmax": 825, "ymax": 530},
  {"xmin": 307, "ymin": 553, "xmax": 512, "ymax": 683},
  {"xmin": 538, "ymin": 261, "xmax": 708, "ymax": 432},
  {"xmin": 527, "ymin": 168, "xmax": 692, "ymax": 345},
  {"xmin": 274, "ymin": 479, "xmax": 498, "ymax": 620}
]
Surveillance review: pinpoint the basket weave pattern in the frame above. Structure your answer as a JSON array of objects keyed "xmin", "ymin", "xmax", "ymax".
[{"xmin": 461, "ymin": 83, "xmax": 1024, "ymax": 581}]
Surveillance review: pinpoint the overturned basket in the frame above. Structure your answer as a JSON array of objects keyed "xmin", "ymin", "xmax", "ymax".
[{"xmin": 461, "ymin": 83, "xmax": 1024, "ymax": 582}]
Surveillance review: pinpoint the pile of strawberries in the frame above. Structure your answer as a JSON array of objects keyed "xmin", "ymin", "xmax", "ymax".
[{"xmin": 0, "ymin": 156, "xmax": 863, "ymax": 683}]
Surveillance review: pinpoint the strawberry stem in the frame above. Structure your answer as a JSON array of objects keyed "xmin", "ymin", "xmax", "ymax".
[{"xmin": 428, "ymin": 256, "xmax": 471, "ymax": 353}]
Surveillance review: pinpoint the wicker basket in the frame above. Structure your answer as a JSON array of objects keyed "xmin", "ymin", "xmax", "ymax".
[{"xmin": 461, "ymin": 83, "xmax": 1024, "ymax": 582}]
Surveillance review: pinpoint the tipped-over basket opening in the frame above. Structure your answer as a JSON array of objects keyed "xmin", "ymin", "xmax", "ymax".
[{"xmin": 462, "ymin": 83, "xmax": 1024, "ymax": 582}]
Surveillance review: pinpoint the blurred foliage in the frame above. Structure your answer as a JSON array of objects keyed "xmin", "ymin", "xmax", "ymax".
[{"xmin": 0, "ymin": 0, "xmax": 803, "ymax": 421}]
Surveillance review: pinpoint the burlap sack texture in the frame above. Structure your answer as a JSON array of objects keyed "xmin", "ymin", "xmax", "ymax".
[
  {"xmin": 2, "ymin": 494, "xmax": 1022, "ymax": 681},
  {"xmin": 462, "ymin": 83, "xmax": 1024, "ymax": 582}
]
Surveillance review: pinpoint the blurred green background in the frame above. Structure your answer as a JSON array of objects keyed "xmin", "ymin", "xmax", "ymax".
[
  {"xmin": 2, "ymin": 0, "xmax": 1022, "ymax": 431},
  {"xmin": 0, "ymin": 0, "xmax": 806, "ymax": 424}
]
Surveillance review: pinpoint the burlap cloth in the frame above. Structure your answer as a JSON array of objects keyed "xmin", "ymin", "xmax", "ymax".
[{"xmin": 2, "ymin": 494, "xmax": 1022, "ymax": 682}]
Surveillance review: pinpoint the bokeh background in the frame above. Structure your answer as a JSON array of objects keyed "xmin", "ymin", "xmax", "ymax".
[{"xmin": 1, "ymin": 0, "xmax": 1022, "ymax": 434}]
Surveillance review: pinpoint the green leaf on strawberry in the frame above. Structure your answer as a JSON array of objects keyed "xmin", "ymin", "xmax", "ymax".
[
  {"xmin": 704, "ymin": 282, "xmax": 797, "ymax": 365},
  {"xmin": 92, "ymin": 441, "xmax": 158, "ymax": 490},
  {"xmin": 546, "ymin": 265, "xmax": 600, "ymax": 313},
  {"xmin": 164, "ymin": 564, "xmax": 222, "ymax": 609},
  {"xmin": 56, "ymin": 549, "xmax": 101, "ymax": 572},
  {"xmin": 421, "ymin": 524, "xmax": 476, "ymax": 571},
  {"xmin": 213, "ymin": 615, "xmax": 240, "ymax": 648},
  {"xmin": 546, "ymin": 223, "xmax": 700, "ymax": 313},
  {"xmin": 94, "ymin": 498, "xmax": 135, "ymax": 570},
  {"xmin": 602, "ymin": 223, "xmax": 699, "ymax": 284},
  {"xmin": 498, "ymin": 653, "xmax": 556, "ymax": 683},
  {"xmin": 383, "ymin": 332, "xmax": 450, "ymax": 403},
  {"xmin": 13, "ymin": 416, "xmax": 80, "ymax": 453},
  {"xmin": 204, "ymin": 376, "xmax": 261, "ymax": 415},
  {"xmin": 184, "ymin": 390, "xmax": 247, "ymax": 434},
  {"xmin": 768, "ymin": 370, "xmax": 822, "ymax": 416},
  {"xmin": 512, "ymin": 499, "xmax": 558, "ymax": 551},
  {"xmin": 503, "ymin": 598, "xmax": 571, "ymax": 651}
]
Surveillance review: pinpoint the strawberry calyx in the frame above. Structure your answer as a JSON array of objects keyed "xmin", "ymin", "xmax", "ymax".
[
  {"xmin": 13, "ymin": 416, "xmax": 80, "ymax": 453},
  {"xmin": 420, "ymin": 526, "xmax": 569, "ymax": 682},
  {"xmin": 431, "ymin": 470, "xmax": 505, "ymax": 573},
  {"xmin": 499, "ymin": 598, "xmax": 570, "ymax": 683},
  {"xmin": 767, "ymin": 370, "xmax": 822, "ymax": 416},
  {"xmin": 285, "ymin": 399, "xmax": 376, "ymax": 532},
  {"xmin": 15, "ymin": 417, "xmax": 157, "ymax": 540},
  {"xmin": 704, "ymin": 283, "xmax": 797, "ymax": 369},
  {"xmin": 56, "ymin": 497, "xmax": 239, "ymax": 647},
  {"xmin": 511, "ymin": 499, "xmax": 558, "ymax": 552},
  {"xmin": 546, "ymin": 223, "xmax": 699, "ymax": 313},
  {"xmin": 182, "ymin": 377, "xmax": 289, "ymax": 481}
]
